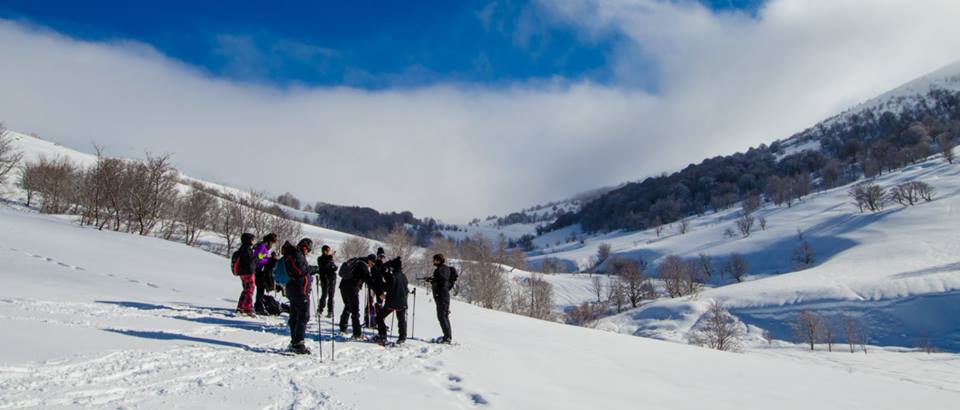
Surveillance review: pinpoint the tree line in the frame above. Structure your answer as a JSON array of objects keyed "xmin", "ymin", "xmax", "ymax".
[
  {"xmin": 549, "ymin": 88, "xmax": 960, "ymax": 234},
  {"xmin": 14, "ymin": 147, "xmax": 302, "ymax": 255}
]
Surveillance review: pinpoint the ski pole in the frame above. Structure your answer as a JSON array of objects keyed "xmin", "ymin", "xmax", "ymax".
[
  {"xmin": 331, "ymin": 277, "xmax": 336, "ymax": 361},
  {"xmin": 412, "ymin": 288, "xmax": 417, "ymax": 339},
  {"xmin": 390, "ymin": 311, "xmax": 395, "ymax": 342},
  {"xmin": 316, "ymin": 276, "xmax": 322, "ymax": 360}
]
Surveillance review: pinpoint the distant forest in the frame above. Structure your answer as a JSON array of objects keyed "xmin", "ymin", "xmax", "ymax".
[{"xmin": 550, "ymin": 88, "xmax": 960, "ymax": 233}]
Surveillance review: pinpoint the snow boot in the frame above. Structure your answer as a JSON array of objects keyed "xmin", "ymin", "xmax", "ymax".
[{"xmin": 291, "ymin": 343, "xmax": 312, "ymax": 355}]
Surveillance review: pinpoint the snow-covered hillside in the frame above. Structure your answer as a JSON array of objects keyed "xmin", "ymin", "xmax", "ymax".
[
  {"xmin": 1, "ymin": 204, "xmax": 958, "ymax": 408},
  {"xmin": 529, "ymin": 151, "xmax": 960, "ymax": 351},
  {"xmin": 0, "ymin": 130, "xmax": 372, "ymax": 252}
]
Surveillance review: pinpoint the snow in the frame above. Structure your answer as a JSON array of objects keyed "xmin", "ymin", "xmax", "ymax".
[
  {"xmin": 528, "ymin": 151, "xmax": 960, "ymax": 351},
  {"xmin": 1, "ymin": 205, "xmax": 958, "ymax": 408}
]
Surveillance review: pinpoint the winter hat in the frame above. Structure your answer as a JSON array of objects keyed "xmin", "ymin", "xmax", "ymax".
[
  {"xmin": 241, "ymin": 233, "xmax": 255, "ymax": 245},
  {"xmin": 297, "ymin": 238, "xmax": 314, "ymax": 253},
  {"xmin": 366, "ymin": 254, "xmax": 377, "ymax": 263},
  {"xmin": 377, "ymin": 247, "xmax": 386, "ymax": 257}
]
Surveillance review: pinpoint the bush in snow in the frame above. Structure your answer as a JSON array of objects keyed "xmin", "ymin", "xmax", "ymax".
[
  {"xmin": 792, "ymin": 240, "xmax": 816, "ymax": 269},
  {"xmin": 735, "ymin": 211, "xmax": 755, "ymax": 237},
  {"xmin": 937, "ymin": 133, "xmax": 955, "ymax": 164},
  {"xmin": 610, "ymin": 257, "xmax": 655, "ymax": 308},
  {"xmin": 565, "ymin": 302, "xmax": 605, "ymax": 326},
  {"xmin": 509, "ymin": 273, "xmax": 555, "ymax": 321},
  {"xmin": 0, "ymin": 124, "xmax": 23, "ymax": 185},
  {"xmin": 660, "ymin": 255, "xmax": 705, "ymax": 298},
  {"xmin": 848, "ymin": 182, "xmax": 886, "ymax": 212},
  {"xmin": 721, "ymin": 253, "xmax": 748, "ymax": 282},
  {"xmin": 841, "ymin": 314, "xmax": 867, "ymax": 354},
  {"xmin": 792, "ymin": 310, "xmax": 825, "ymax": 351},
  {"xmin": 688, "ymin": 300, "xmax": 744, "ymax": 352},
  {"xmin": 889, "ymin": 181, "xmax": 935, "ymax": 206}
]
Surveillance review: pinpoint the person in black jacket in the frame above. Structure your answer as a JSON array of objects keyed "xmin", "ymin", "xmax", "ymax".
[
  {"xmin": 339, "ymin": 254, "xmax": 375, "ymax": 339},
  {"xmin": 234, "ymin": 233, "xmax": 257, "ymax": 317},
  {"xmin": 376, "ymin": 257, "xmax": 410, "ymax": 345},
  {"xmin": 365, "ymin": 248, "xmax": 387, "ymax": 328},
  {"xmin": 428, "ymin": 253, "xmax": 454, "ymax": 344},
  {"xmin": 283, "ymin": 238, "xmax": 317, "ymax": 355},
  {"xmin": 253, "ymin": 233, "xmax": 278, "ymax": 315},
  {"xmin": 316, "ymin": 245, "xmax": 338, "ymax": 318}
]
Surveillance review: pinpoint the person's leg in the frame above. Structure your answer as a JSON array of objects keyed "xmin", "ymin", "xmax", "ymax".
[
  {"xmin": 254, "ymin": 280, "xmax": 266, "ymax": 313},
  {"xmin": 397, "ymin": 309, "xmax": 407, "ymax": 341},
  {"xmin": 288, "ymin": 294, "xmax": 301, "ymax": 345},
  {"xmin": 350, "ymin": 291, "xmax": 362, "ymax": 337},
  {"xmin": 318, "ymin": 278, "xmax": 329, "ymax": 316},
  {"xmin": 436, "ymin": 298, "xmax": 452, "ymax": 341},
  {"xmin": 376, "ymin": 308, "xmax": 389, "ymax": 341},
  {"xmin": 326, "ymin": 277, "xmax": 335, "ymax": 314},
  {"xmin": 238, "ymin": 275, "xmax": 255, "ymax": 313},
  {"xmin": 339, "ymin": 287, "xmax": 350, "ymax": 333}
]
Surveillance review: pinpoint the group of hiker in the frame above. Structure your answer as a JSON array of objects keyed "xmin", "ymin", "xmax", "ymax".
[{"xmin": 231, "ymin": 233, "xmax": 456, "ymax": 355}]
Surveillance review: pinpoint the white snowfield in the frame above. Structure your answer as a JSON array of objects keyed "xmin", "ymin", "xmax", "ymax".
[
  {"xmin": 1, "ymin": 206, "xmax": 958, "ymax": 409},
  {"xmin": 530, "ymin": 151, "xmax": 960, "ymax": 351}
]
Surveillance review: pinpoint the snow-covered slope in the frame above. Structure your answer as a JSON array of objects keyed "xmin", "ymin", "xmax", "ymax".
[
  {"xmin": 1, "ymin": 205, "xmax": 957, "ymax": 408},
  {"xmin": 531, "ymin": 151, "xmax": 960, "ymax": 351},
  {"xmin": 0, "ymin": 130, "xmax": 372, "ymax": 252}
]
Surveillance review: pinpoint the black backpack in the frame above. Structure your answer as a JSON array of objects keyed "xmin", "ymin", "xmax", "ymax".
[
  {"xmin": 339, "ymin": 258, "xmax": 362, "ymax": 280},
  {"xmin": 230, "ymin": 250, "xmax": 242, "ymax": 276},
  {"xmin": 448, "ymin": 266, "xmax": 458, "ymax": 291}
]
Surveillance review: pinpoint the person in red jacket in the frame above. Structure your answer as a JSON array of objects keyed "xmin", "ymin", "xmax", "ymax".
[{"xmin": 234, "ymin": 233, "xmax": 257, "ymax": 317}]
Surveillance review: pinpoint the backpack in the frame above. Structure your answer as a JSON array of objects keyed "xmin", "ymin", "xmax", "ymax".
[
  {"xmin": 274, "ymin": 256, "xmax": 290, "ymax": 287},
  {"xmin": 339, "ymin": 258, "xmax": 361, "ymax": 280},
  {"xmin": 448, "ymin": 266, "xmax": 458, "ymax": 291},
  {"xmin": 261, "ymin": 294, "xmax": 283, "ymax": 315},
  {"xmin": 230, "ymin": 250, "xmax": 242, "ymax": 276}
]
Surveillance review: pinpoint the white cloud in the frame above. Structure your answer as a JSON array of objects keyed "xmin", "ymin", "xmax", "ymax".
[{"xmin": 0, "ymin": 0, "xmax": 959, "ymax": 222}]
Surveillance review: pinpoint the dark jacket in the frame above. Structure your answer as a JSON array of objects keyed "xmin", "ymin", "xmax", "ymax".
[
  {"xmin": 282, "ymin": 241, "xmax": 315, "ymax": 297},
  {"xmin": 339, "ymin": 259, "xmax": 371, "ymax": 292},
  {"xmin": 431, "ymin": 265, "xmax": 453, "ymax": 298},
  {"xmin": 235, "ymin": 233, "xmax": 256, "ymax": 276},
  {"xmin": 369, "ymin": 260, "xmax": 387, "ymax": 294},
  {"xmin": 383, "ymin": 266, "xmax": 410, "ymax": 310},
  {"xmin": 317, "ymin": 254, "xmax": 338, "ymax": 282}
]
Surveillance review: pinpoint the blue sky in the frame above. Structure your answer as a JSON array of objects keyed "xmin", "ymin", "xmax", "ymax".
[
  {"xmin": 0, "ymin": 0, "xmax": 761, "ymax": 89},
  {"xmin": 1, "ymin": 0, "xmax": 955, "ymax": 220}
]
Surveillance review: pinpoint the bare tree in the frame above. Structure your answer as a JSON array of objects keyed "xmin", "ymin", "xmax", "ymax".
[
  {"xmin": 21, "ymin": 156, "xmax": 79, "ymax": 214},
  {"xmin": 607, "ymin": 276, "xmax": 627, "ymax": 313},
  {"xmin": 916, "ymin": 331, "xmax": 937, "ymax": 354},
  {"xmin": 591, "ymin": 276, "xmax": 604, "ymax": 304},
  {"xmin": 677, "ymin": 218, "xmax": 690, "ymax": 235},
  {"xmin": 758, "ymin": 215, "xmax": 768, "ymax": 230},
  {"xmin": 697, "ymin": 253, "xmax": 715, "ymax": 280},
  {"xmin": 0, "ymin": 124, "xmax": 23, "ymax": 185},
  {"xmin": 566, "ymin": 302, "xmax": 604, "ymax": 326},
  {"xmin": 126, "ymin": 153, "xmax": 177, "ymax": 235},
  {"xmin": 722, "ymin": 253, "xmax": 748, "ymax": 283},
  {"xmin": 384, "ymin": 224, "xmax": 416, "ymax": 269},
  {"xmin": 517, "ymin": 273, "xmax": 555, "ymax": 320},
  {"xmin": 793, "ymin": 310, "xmax": 824, "ymax": 351},
  {"xmin": 541, "ymin": 257, "xmax": 564, "ymax": 274},
  {"xmin": 890, "ymin": 181, "xmax": 935, "ymax": 206},
  {"xmin": 460, "ymin": 234, "xmax": 509, "ymax": 310},
  {"xmin": 841, "ymin": 315, "xmax": 866, "ymax": 354},
  {"xmin": 793, "ymin": 240, "xmax": 815, "ymax": 269},
  {"xmin": 276, "ymin": 192, "xmax": 301, "ymax": 209},
  {"xmin": 688, "ymin": 300, "xmax": 744, "ymax": 352},
  {"xmin": 723, "ymin": 227, "xmax": 737, "ymax": 239},
  {"xmin": 339, "ymin": 235, "xmax": 373, "ymax": 259},
  {"xmin": 267, "ymin": 213, "xmax": 303, "ymax": 248},
  {"xmin": 213, "ymin": 199, "xmax": 246, "ymax": 255},
  {"xmin": 179, "ymin": 189, "xmax": 216, "ymax": 246},
  {"xmin": 937, "ymin": 133, "xmax": 955, "ymax": 164},
  {"xmin": 742, "ymin": 194, "xmax": 761, "ymax": 214},
  {"xmin": 611, "ymin": 257, "xmax": 655, "ymax": 308},
  {"xmin": 596, "ymin": 243, "xmax": 612, "ymax": 269},
  {"xmin": 735, "ymin": 211, "xmax": 755, "ymax": 237},
  {"xmin": 849, "ymin": 182, "xmax": 886, "ymax": 212},
  {"xmin": 653, "ymin": 216, "xmax": 664, "ymax": 238},
  {"xmin": 660, "ymin": 255, "xmax": 704, "ymax": 297}
]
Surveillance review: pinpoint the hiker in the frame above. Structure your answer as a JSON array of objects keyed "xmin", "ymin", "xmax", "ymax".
[
  {"xmin": 283, "ymin": 238, "xmax": 318, "ymax": 354},
  {"xmin": 316, "ymin": 245, "xmax": 338, "ymax": 318},
  {"xmin": 253, "ymin": 233, "xmax": 279, "ymax": 315},
  {"xmin": 233, "ymin": 233, "xmax": 257, "ymax": 317},
  {"xmin": 339, "ymin": 254, "xmax": 376, "ymax": 339},
  {"xmin": 365, "ymin": 247, "xmax": 387, "ymax": 328},
  {"xmin": 427, "ymin": 253, "xmax": 456, "ymax": 344},
  {"xmin": 376, "ymin": 256, "xmax": 409, "ymax": 345}
]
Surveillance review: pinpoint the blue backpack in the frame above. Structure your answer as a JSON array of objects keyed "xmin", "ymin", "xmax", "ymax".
[{"xmin": 274, "ymin": 257, "xmax": 290, "ymax": 287}]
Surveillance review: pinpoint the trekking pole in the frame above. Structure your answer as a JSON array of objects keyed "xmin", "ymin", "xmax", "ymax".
[
  {"xmin": 315, "ymin": 276, "xmax": 322, "ymax": 360},
  {"xmin": 331, "ymin": 280, "xmax": 336, "ymax": 361},
  {"xmin": 390, "ymin": 312, "xmax": 395, "ymax": 342},
  {"xmin": 412, "ymin": 288, "xmax": 417, "ymax": 339}
]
